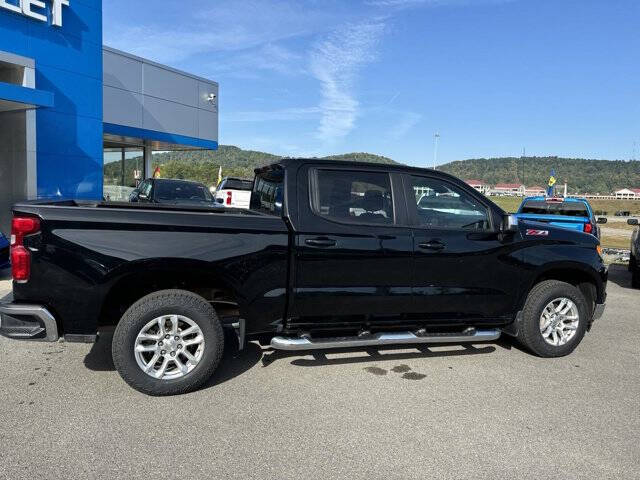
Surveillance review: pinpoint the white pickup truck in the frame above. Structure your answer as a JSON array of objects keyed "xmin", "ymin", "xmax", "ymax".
[{"xmin": 215, "ymin": 177, "xmax": 253, "ymax": 209}]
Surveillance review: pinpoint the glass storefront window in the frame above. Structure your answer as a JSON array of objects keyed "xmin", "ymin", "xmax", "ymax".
[{"xmin": 103, "ymin": 148, "xmax": 144, "ymax": 201}]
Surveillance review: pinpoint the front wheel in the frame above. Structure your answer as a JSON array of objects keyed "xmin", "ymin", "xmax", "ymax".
[
  {"xmin": 112, "ymin": 289, "xmax": 224, "ymax": 396},
  {"xmin": 517, "ymin": 280, "xmax": 588, "ymax": 357}
]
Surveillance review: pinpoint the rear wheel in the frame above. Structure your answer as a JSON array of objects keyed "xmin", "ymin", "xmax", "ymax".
[
  {"xmin": 517, "ymin": 280, "xmax": 588, "ymax": 357},
  {"xmin": 112, "ymin": 289, "xmax": 224, "ymax": 396}
]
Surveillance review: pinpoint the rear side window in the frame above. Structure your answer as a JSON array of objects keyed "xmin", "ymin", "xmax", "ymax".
[
  {"xmin": 310, "ymin": 169, "xmax": 394, "ymax": 225},
  {"xmin": 251, "ymin": 168, "xmax": 284, "ymax": 216},
  {"xmin": 521, "ymin": 200, "xmax": 589, "ymax": 217},
  {"xmin": 221, "ymin": 178, "xmax": 253, "ymax": 191}
]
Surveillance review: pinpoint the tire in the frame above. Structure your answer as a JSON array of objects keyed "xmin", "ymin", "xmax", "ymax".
[
  {"xmin": 112, "ymin": 289, "xmax": 224, "ymax": 396},
  {"xmin": 628, "ymin": 254, "xmax": 635, "ymax": 272},
  {"xmin": 517, "ymin": 280, "xmax": 588, "ymax": 358}
]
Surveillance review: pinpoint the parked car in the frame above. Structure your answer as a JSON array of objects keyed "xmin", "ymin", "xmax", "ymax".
[
  {"xmin": 129, "ymin": 178, "xmax": 218, "ymax": 207},
  {"xmin": 0, "ymin": 160, "xmax": 607, "ymax": 395},
  {"xmin": 627, "ymin": 218, "xmax": 640, "ymax": 287},
  {"xmin": 214, "ymin": 176, "xmax": 253, "ymax": 209},
  {"xmin": 0, "ymin": 231, "xmax": 9, "ymax": 270},
  {"xmin": 515, "ymin": 196, "xmax": 606, "ymax": 239}
]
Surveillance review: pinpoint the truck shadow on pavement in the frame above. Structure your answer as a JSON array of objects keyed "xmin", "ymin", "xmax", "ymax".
[
  {"xmin": 606, "ymin": 263, "xmax": 632, "ymax": 289},
  {"xmin": 261, "ymin": 342, "xmax": 497, "ymax": 368},
  {"xmin": 84, "ymin": 328, "xmax": 265, "ymax": 388}
]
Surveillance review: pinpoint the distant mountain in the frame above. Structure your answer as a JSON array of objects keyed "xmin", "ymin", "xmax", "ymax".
[
  {"xmin": 438, "ymin": 156, "xmax": 640, "ymax": 194},
  {"xmin": 104, "ymin": 146, "xmax": 638, "ymax": 194},
  {"xmin": 104, "ymin": 145, "xmax": 397, "ymax": 187}
]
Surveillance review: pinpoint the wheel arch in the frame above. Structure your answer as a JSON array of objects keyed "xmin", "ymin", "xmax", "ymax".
[
  {"xmin": 519, "ymin": 262, "xmax": 604, "ymax": 314},
  {"xmin": 98, "ymin": 259, "xmax": 243, "ymax": 327}
]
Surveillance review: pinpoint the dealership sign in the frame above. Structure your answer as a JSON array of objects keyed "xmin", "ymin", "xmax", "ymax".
[{"xmin": 0, "ymin": 0, "xmax": 69, "ymax": 27}]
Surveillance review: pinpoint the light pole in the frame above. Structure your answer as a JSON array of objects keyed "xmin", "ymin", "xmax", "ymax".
[{"xmin": 433, "ymin": 133, "xmax": 440, "ymax": 170}]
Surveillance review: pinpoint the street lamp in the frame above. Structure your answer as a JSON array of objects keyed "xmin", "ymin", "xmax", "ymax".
[{"xmin": 433, "ymin": 133, "xmax": 440, "ymax": 170}]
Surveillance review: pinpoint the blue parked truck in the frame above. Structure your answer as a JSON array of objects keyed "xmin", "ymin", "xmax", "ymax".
[{"xmin": 515, "ymin": 197, "xmax": 607, "ymax": 238}]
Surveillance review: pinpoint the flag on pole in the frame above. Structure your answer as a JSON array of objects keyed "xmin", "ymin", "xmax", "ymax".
[
  {"xmin": 217, "ymin": 166, "xmax": 222, "ymax": 186},
  {"xmin": 547, "ymin": 169, "xmax": 556, "ymax": 196}
]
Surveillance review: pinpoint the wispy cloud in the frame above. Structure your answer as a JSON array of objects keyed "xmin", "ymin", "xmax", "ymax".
[
  {"xmin": 206, "ymin": 43, "xmax": 304, "ymax": 78},
  {"xmin": 366, "ymin": 0, "xmax": 514, "ymax": 8},
  {"xmin": 389, "ymin": 111, "xmax": 423, "ymax": 139},
  {"xmin": 104, "ymin": 0, "xmax": 336, "ymax": 64},
  {"xmin": 223, "ymin": 107, "xmax": 321, "ymax": 123},
  {"xmin": 310, "ymin": 20, "xmax": 386, "ymax": 142}
]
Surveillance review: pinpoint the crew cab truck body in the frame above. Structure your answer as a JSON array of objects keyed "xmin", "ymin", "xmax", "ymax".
[{"xmin": 0, "ymin": 160, "xmax": 607, "ymax": 395}]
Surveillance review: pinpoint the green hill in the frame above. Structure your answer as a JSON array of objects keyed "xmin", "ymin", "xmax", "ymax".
[
  {"xmin": 104, "ymin": 146, "xmax": 639, "ymax": 194},
  {"xmin": 104, "ymin": 145, "xmax": 397, "ymax": 187},
  {"xmin": 438, "ymin": 156, "xmax": 640, "ymax": 195}
]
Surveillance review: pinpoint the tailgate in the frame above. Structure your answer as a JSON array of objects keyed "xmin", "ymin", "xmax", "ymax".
[{"xmin": 516, "ymin": 213, "xmax": 589, "ymax": 232}]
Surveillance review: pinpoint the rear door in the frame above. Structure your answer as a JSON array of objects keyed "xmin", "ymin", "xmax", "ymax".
[
  {"xmin": 406, "ymin": 174, "xmax": 522, "ymax": 324},
  {"xmin": 289, "ymin": 165, "xmax": 413, "ymax": 328}
]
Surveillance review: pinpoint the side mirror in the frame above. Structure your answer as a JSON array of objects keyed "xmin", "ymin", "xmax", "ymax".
[
  {"xmin": 628, "ymin": 218, "xmax": 638, "ymax": 226},
  {"xmin": 596, "ymin": 217, "xmax": 607, "ymax": 224},
  {"xmin": 501, "ymin": 213, "xmax": 519, "ymax": 232}
]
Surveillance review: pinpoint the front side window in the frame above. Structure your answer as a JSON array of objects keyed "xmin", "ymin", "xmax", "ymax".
[
  {"xmin": 410, "ymin": 176, "xmax": 489, "ymax": 230},
  {"xmin": 311, "ymin": 169, "xmax": 394, "ymax": 225}
]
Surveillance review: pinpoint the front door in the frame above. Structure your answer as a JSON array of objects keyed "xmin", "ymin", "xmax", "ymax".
[
  {"xmin": 289, "ymin": 166, "xmax": 413, "ymax": 329},
  {"xmin": 406, "ymin": 174, "xmax": 522, "ymax": 325}
]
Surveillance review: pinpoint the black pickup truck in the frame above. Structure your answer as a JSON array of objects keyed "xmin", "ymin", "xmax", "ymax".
[{"xmin": 0, "ymin": 160, "xmax": 607, "ymax": 395}]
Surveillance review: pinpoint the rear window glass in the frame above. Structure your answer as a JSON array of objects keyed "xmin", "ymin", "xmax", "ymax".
[
  {"xmin": 520, "ymin": 200, "xmax": 589, "ymax": 217},
  {"xmin": 251, "ymin": 168, "xmax": 284, "ymax": 216},
  {"xmin": 221, "ymin": 179, "xmax": 253, "ymax": 191},
  {"xmin": 155, "ymin": 180, "xmax": 212, "ymax": 201}
]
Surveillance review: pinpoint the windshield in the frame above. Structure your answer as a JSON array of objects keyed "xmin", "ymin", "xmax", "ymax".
[
  {"xmin": 155, "ymin": 180, "xmax": 213, "ymax": 202},
  {"xmin": 520, "ymin": 200, "xmax": 589, "ymax": 217}
]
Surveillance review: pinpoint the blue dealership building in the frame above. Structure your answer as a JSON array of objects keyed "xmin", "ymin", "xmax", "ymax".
[{"xmin": 0, "ymin": 0, "xmax": 219, "ymax": 233}]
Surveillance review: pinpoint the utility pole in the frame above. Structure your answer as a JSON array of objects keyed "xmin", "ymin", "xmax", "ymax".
[
  {"xmin": 433, "ymin": 133, "xmax": 440, "ymax": 170},
  {"xmin": 521, "ymin": 147, "xmax": 526, "ymax": 186}
]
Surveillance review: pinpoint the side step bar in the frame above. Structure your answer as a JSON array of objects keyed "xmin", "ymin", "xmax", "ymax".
[{"xmin": 270, "ymin": 329, "xmax": 501, "ymax": 351}]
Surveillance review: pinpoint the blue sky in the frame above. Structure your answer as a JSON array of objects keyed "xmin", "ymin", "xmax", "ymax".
[{"xmin": 103, "ymin": 0, "xmax": 640, "ymax": 167}]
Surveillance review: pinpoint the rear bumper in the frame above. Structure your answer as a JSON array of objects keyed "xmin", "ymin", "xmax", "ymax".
[{"xmin": 0, "ymin": 297, "xmax": 59, "ymax": 342}]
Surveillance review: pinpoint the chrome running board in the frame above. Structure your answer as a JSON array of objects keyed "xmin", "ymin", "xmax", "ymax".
[{"xmin": 270, "ymin": 329, "xmax": 501, "ymax": 351}]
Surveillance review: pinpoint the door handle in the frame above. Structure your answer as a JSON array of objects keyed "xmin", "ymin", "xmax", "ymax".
[
  {"xmin": 418, "ymin": 240, "xmax": 445, "ymax": 251},
  {"xmin": 305, "ymin": 237, "xmax": 337, "ymax": 247}
]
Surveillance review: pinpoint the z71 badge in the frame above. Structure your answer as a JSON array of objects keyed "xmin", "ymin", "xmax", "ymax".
[{"xmin": 526, "ymin": 229, "xmax": 549, "ymax": 236}]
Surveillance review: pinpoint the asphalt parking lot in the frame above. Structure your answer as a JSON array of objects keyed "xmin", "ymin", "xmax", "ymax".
[{"xmin": 0, "ymin": 265, "xmax": 638, "ymax": 480}]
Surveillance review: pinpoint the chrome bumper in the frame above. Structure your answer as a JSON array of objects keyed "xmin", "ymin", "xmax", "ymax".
[
  {"xmin": 0, "ymin": 299, "xmax": 59, "ymax": 342},
  {"xmin": 593, "ymin": 303, "xmax": 606, "ymax": 321}
]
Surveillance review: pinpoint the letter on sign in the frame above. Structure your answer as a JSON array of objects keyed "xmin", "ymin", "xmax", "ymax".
[
  {"xmin": 0, "ymin": 0, "xmax": 22, "ymax": 14},
  {"xmin": 51, "ymin": 0, "xmax": 68, "ymax": 26},
  {"xmin": 0, "ymin": 0, "xmax": 69, "ymax": 27},
  {"xmin": 22, "ymin": 0, "xmax": 47, "ymax": 22}
]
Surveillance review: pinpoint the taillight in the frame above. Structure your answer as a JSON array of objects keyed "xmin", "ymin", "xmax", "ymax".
[
  {"xmin": 226, "ymin": 191, "xmax": 232, "ymax": 205},
  {"xmin": 584, "ymin": 223, "xmax": 593, "ymax": 234},
  {"xmin": 11, "ymin": 216, "xmax": 40, "ymax": 282},
  {"xmin": 11, "ymin": 247, "xmax": 30, "ymax": 282}
]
